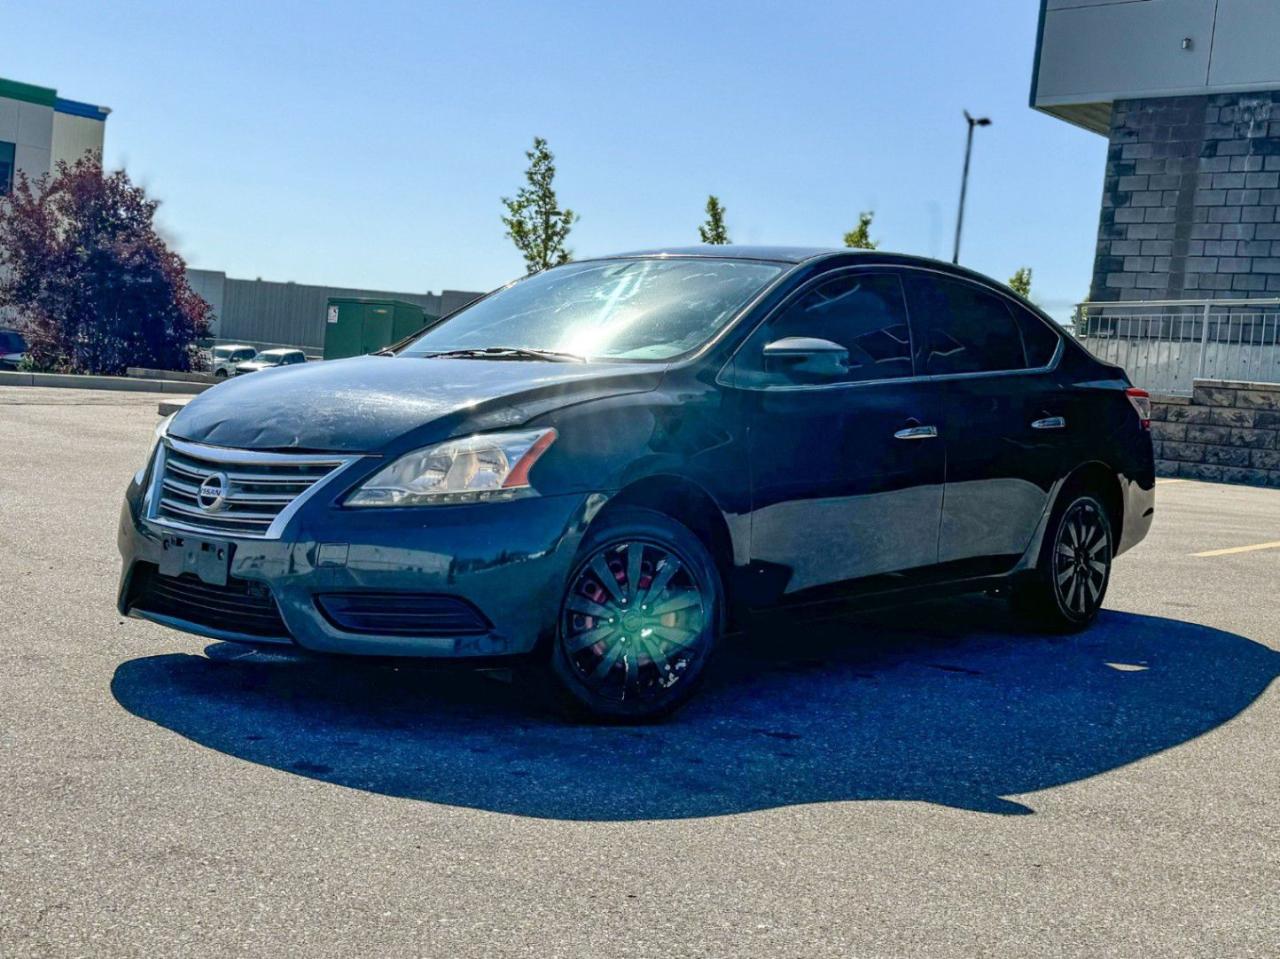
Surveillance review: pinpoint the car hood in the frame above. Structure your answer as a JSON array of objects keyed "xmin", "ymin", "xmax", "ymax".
[{"xmin": 168, "ymin": 354, "xmax": 667, "ymax": 453}]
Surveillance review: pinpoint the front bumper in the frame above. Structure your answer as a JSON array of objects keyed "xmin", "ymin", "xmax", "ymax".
[{"xmin": 117, "ymin": 475, "xmax": 598, "ymax": 659}]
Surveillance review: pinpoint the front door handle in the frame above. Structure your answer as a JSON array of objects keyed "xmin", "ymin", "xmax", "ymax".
[
  {"xmin": 894, "ymin": 424, "xmax": 939, "ymax": 440},
  {"xmin": 1031, "ymin": 416, "xmax": 1067, "ymax": 430}
]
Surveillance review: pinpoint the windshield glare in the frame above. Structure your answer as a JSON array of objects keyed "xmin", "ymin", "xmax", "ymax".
[{"xmin": 402, "ymin": 257, "xmax": 785, "ymax": 361}]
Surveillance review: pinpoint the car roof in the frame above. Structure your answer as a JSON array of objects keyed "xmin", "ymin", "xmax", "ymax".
[
  {"xmin": 601, "ymin": 245, "xmax": 839, "ymax": 264},
  {"xmin": 259, "ymin": 348, "xmax": 298, "ymax": 356},
  {"xmin": 216, "ymin": 343, "xmax": 255, "ymax": 350},
  {"xmin": 584, "ymin": 246, "xmax": 1055, "ymax": 323}
]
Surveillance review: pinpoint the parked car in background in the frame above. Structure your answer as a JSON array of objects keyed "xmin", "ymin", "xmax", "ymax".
[
  {"xmin": 206, "ymin": 344, "xmax": 258, "ymax": 378},
  {"xmin": 118, "ymin": 247, "xmax": 1154, "ymax": 722},
  {"xmin": 234, "ymin": 348, "xmax": 306, "ymax": 375},
  {"xmin": 0, "ymin": 328, "xmax": 29, "ymax": 369}
]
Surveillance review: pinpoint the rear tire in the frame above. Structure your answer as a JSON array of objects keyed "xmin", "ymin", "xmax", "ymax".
[
  {"xmin": 215, "ymin": 368, "xmax": 228, "ymax": 379},
  {"xmin": 1012, "ymin": 491, "xmax": 1113, "ymax": 632},
  {"xmin": 542, "ymin": 507, "xmax": 723, "ymax": 723}
]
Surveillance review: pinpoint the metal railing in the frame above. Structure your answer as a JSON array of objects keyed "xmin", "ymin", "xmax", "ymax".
[{"xmin": 1074, "ymin": 298, "xmax": 1280, "ymax": 395}]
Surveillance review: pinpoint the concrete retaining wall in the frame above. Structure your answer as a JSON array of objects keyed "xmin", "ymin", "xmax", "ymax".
[{"xmin": 1152, "ymin": 379, "xmax": 1280, "ymax": 487}]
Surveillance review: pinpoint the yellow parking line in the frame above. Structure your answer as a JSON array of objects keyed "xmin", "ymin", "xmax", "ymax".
[{"xmin": 1192, "ymin": 541, "xmax": 1280, "ymax": 558}]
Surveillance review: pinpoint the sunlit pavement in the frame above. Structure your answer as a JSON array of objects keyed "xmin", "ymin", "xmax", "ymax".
[{"xmin": 2, "ymin": 387, "xmax": 1277, "ymax": 957}]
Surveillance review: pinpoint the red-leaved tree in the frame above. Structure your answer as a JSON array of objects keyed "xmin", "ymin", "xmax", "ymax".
[{"xmin": 0, "ymin": 155, "xmax": 211, "ymax": 374}]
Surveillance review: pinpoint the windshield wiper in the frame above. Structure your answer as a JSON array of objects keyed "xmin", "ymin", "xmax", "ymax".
[{"xmin": 422, "ymin": 347, "xmax": 586, "ymax": 363}]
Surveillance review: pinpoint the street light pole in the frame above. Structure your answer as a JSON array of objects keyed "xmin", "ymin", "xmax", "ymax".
[{"xmin": 953, "ymin": 110, "xmax": 991, "ymax": 265}]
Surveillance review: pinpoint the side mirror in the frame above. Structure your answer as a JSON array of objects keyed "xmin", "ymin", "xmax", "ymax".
[{"xmin": 762, "ymin": 336, "xmax": 849, "ymax": 382}]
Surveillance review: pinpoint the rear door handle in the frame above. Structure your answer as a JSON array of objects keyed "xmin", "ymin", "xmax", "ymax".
[
  {"xmin": 1031, "ymin": 416, "xmax": 1067, "ymax": 430},
  {"xmin": 894, "ymin": 424, "xmax": 939, "ymax": 440}
]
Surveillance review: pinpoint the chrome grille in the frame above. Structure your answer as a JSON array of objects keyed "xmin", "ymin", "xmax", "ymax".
[{"xmin": 148, "ymin": 437, "xmax": 355, "ymax": 538}]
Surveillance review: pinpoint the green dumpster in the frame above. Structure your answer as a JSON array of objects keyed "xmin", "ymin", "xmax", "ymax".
[{"xmin": 323, "ymin": 297, "xmax": 440, "ymax": 360}]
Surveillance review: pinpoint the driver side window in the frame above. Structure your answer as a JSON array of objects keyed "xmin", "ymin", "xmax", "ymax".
[{"xmin": 746, "ymin": 272, "xmax": 914, "ymax": 386}]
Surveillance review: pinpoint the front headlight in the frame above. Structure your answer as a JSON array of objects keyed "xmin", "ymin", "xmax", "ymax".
[
  {"xmin": 346, "ymin": 428, "xmax": 557, "ymax": 507},
  {"xmin": 135, "ymin": 414, "xmax": 173, "ymax": 486}
]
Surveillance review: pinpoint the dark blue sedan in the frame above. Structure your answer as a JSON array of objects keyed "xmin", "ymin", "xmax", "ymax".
[{"xmin": 118, "ymin": 247, "xmax": 1154, "ymax": 720}]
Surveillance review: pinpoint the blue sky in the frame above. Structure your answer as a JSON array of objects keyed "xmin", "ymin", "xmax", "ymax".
[{"xmin": 8, "ymin": 1, "xmax": 1104, "ymax": 317}]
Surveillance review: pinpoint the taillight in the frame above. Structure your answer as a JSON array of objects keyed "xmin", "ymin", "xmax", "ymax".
[{"xmin": 1126, "ymin": 387, "xmax": 1151, "ymax": 430}]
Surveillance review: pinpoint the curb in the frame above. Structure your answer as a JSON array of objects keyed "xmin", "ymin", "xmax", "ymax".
[
  {"xmin": 0, "ymin": 369, "xmax": 211, "ymax": 394},
  {"xmin": 158, "ymin": 398, "xmax": 190, "ymax": 416}
]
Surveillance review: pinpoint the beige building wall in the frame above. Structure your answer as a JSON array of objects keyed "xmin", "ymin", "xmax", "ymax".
[{"xmin": 51, "ymin": 111, "xmax": 105, "ymax": 169}]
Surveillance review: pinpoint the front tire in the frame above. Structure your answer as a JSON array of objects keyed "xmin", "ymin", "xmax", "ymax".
[
  {"xmin": 545, "ymin": 507, "xmax": 723, "ymax": 722},
  {"xmin": 1012, "ymin": 492, "xmax": 1113, "ymax": 631},
  {"xmin": 214, "ymin": 368, "xmax": 228, "ymax": 379}
]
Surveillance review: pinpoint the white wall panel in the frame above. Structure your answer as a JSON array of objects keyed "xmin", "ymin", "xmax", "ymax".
[
  {"xmin": 1209, "ymin": 0, "xmax": 1280, "ymax": 87},
  {"xmin": 0, "ymin": 98, "xmax": 19, "ymax": 142},
  {"xmin": 51, "ymin": 113, "xmax": 105, "ymax": 168},
  {"xmin": 14, "ymin": 101, "xmax": 53, "ymax": 148},
  {"xmin": 1037, "ymin": 0, "xmax": 1214, "ymax": 103},
  {"xmin": 14, "ymin": 143, "xmax": 51, "ymax": 180}
]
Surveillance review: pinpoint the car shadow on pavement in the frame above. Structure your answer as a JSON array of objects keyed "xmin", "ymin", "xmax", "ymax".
[{"xmin": 110, "ymin": 597, "xmax": 1279, "ymax": 820}]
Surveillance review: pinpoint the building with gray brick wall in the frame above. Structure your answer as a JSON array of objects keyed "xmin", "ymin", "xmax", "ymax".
[
  {"xmin": 1031, "ymin": 0, "xmax": 1280, "ymax": 304},
  {"xmin": 1093, "ymin": 91, "xmax": 1280, "ymax": 302}
]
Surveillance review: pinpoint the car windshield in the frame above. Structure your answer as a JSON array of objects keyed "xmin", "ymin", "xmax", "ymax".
[
  {"xmin": 400, "ymin": 257, "xmax": 786, "ymax": 361},
  {"xmin": 260, "ymin": 353, "xmax": 287, "ymax": 365},
  {"xmin": 213, "ymin": 347, "xmax": 235, "ymax": 359}
]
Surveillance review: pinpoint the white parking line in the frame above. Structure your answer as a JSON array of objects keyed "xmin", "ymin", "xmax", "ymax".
[{"xmin": 1192, "ymin": 540, "xmax": 1280, "ymax": 558}]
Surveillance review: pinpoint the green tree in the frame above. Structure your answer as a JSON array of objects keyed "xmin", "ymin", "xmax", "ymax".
[
  {"xmin": 501, "ymin": 137, "xmax": 578, "ymax": 274},
  {"xmin": 698, "ymin": 195, "xmax": 730, "ymax": 244},
  {"xmin": 1008, "ymin": 267, "xmax": 1033, "ymax": 299},
  {"xmin": 843, "ymin": 211, "xmax": 878, "ymax": 250},
  {"xmin": 0, "ymin": 156, "xmax": 210, "ymax": 375}
]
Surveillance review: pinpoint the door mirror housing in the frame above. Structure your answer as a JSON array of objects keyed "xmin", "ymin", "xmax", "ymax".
[{"xmin": 762, "ymin": 337, "xmax": 849, "ymax": 382}]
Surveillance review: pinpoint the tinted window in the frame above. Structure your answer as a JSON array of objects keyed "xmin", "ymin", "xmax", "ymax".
[
  {"xmin": 905, "ymin": 275, "xmax": 1025, "ymax": 375},
  {"xmin": 1012, "ymin": 305, "xmax": 1061, "ymax": 367},
  {"xmin": 756, "ymin": 272, "xmax": 913, "ymax": 384},
  {"xmin": 0, "ymin": 142, "xmax": 14, "ymax": 196}
]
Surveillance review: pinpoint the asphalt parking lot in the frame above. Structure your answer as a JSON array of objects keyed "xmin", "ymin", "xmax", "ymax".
[{"xmin": 1, "ymin": 385, "xmax": 1277, "ymax": 958}]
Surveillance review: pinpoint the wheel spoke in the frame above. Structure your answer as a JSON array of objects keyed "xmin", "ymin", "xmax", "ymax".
[
  {"xmin": 641, "ymin": 556, "xmax": 680, "ymax": 605},
  {"xmin": 1056, "ymin": 565, "xmax": 1075, "ymax": 585},
  {"xmin": 1087, "ymin": 574, "xmax": 1102, "ymax": 602},
  {"xmin": 650, "ymin": 625, "xmax": 698, "ymax": 649},
  {"xmin": 590, "ymin": 641, "xmax": 625, "ymax": 682},
  {"xmin": 649, "ymin": 589, "xmax": 702, "ymax": 616},
  {"xmin": 1088, "ymin": 536, "xmax": 1109, "ymax": 557},
  {"xmin": 626, "ymin": 543, "xmax": 644, "ymax": 601},
  {"xmin": 638, "ymin": 634, "xmax": 669, "ymax": 671},
  {"xmin": 1066, "ymin": 521, "xmax": 1080, "ymax": 547},
  {"xmin": 1089, "ymin": 559, "xmax": 1107, "ymax": 575},
  {"xmin": 564, "ymin": 623, "xmax": 616, "ymax": 653},
  {"xmin": 567, "ymin": 594, "xmax": 613, "ymax": 620},
  {"xmin": 589, "ymin": 554, "xmax": 625, "ymax": 606},
  {"xmin": 1057, "ymin": 543, "xmax": 1075, "ymax": 559}
]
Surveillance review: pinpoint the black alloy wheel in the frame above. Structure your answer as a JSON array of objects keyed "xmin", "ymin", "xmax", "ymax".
[
  {"xmin": 1013, "ymin": 492, "xmax": 1113, "ymax": 631},
  {"xmin": 548, "ymin": 508, "xmax": 721, "ymax": 721},
  {"xmin": 1052, "ymin": 498, "xmax": 1111, "ymax": 620}
]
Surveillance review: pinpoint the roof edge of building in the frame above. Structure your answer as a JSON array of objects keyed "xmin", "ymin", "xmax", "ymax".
[
  {"xmin": 54, "ymin": 97, "xmax": 111, "ymax": 121},
  {"xmin": 0, "ymin": 77, "xmax": 56, "ymax": 108}
]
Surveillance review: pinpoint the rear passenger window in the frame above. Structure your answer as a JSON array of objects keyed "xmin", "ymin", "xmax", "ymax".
[
  {"xmin": 1012, "ymin": 305, "xmax": 1061, "ymax": 368},
  {"xmin": 756, "ymin": 272, "xmax": 913, "ymax": 384},
  {"xmin": 905, "ymin": 275, "xmax": 1025, "ymax": 375}
]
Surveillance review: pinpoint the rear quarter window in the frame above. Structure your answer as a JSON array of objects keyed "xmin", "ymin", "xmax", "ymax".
[{"xmin": 1011, "ymin": 305, "xmax": 1061, "ymax": 368}]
